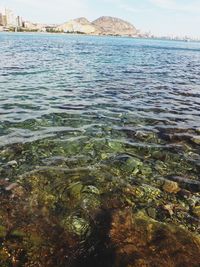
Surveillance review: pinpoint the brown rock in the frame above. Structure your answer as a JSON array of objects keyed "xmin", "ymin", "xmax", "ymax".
[
  {"xmin": 163, "ymin": 180, "xmax": 180, "ymax": 194},
  {"xmin": 193, "ymin": 206, "xmax": 200, "ymax": 218},
  {"xmin": 162, "ymin": 204, "xmax": 174, "ymax": 216},
  {"xmin": 109, "ymin": 209, "xmax": 200, "ymax": 267}
]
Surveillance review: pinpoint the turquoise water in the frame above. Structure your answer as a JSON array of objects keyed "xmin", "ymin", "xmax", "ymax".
[{"xmin": 0, "ymin": 33, "xmax": 200, "ymax": 266}]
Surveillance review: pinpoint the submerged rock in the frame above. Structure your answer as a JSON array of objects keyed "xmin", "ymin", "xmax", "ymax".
[
  {"xmin": 82, "ymin": 185, "xmax": 100, "ymax": 195},
  {"xmin": 61, "ymin": 215, "xmax": 90, "ymax": 237},
  {"xmin": 123, "ymin": 157, "xmax": 143, "ymax": 175},
  {"xmin": 124, "ymin": 184, "xmax": 161, "ymax": 207},
  {"xmin": 146, "ymin": 207, "xmax": 157, "ymax": 219},
  {"xmin": 5, "ymin": 182, "xmax": 19, "ymax": 191},
  {"xmin": 167, "ymin": 176, "xmax": 200, "ymax": 193},
  {"xmin": 0, "ymin": 225, "xmax": 6, "ymax": 238},
  {"xmin": 192, "ymin": 206, "xmax": 200, "ymax": 218},
  {"xmin": 163, "ymin": 180, "xmax": 180, "ymax": 194},
  {"xmin": 191, "ymin": 136, "xmax": 200, "ymax": 145},
  {"xmin": 0, "ymin": 155, "xmax": 199, "ymax": 267},
  {"xmin": 109, "ymin": 209, "xmax": 200, "ymax": 267},
  {"xmin": 6, "ymin": 160, "xmax": 18, "ymax": 167}
]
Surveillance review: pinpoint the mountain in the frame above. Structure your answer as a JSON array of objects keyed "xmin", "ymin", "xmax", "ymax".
[
  {"xmin": 56, "ymin": 17, "xmax": 100, "ymax": 34},
  {"xmin": 92, "ymin": 16, "xmax": 138, "ymax": 36},
  {"xmin": 55, "ymin": 16, "xmax": 138, "ymax": 37}
]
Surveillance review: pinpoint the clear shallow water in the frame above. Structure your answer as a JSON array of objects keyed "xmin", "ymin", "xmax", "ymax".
[{"xmin": 0, "ymin": 33, "xmax": 200, "ymax": 267}]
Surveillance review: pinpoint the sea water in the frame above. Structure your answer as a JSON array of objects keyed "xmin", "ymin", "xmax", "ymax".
[{"xmin": 0, "ymin": 33, "xmax": 200, "ymax": 267}]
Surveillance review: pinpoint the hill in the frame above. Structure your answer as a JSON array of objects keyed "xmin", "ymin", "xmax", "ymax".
[
  {"xmin": 92, "ymin": 16, "xmax": 138, "ymax": 36},
  {"xmin": 55, "ymin": 16, "xmax": 138, "ymax": 36},
  {"xmin": 56, "ymin": 17, "xmax": 100, "ymax": 34}
]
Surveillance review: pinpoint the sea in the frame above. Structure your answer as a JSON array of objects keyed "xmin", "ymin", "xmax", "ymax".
[{"xmin": 0, "ymin": 33, "xmax": 200, "ymax": 267}]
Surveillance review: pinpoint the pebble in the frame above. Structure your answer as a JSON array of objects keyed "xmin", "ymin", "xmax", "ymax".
[
  {"xmin": 7, "ymin": 160, "xmax": 18, "ymax": 167},
  {"xmin": 147, "ymin": 207, "xmax": 157, "ymax": 219},
  {"xmin": 168, "ymin": 176, "xmax": 200, "ymax": 193},
  {"xmin": 178, "ymin": 189, "xmax": 191, "ymax": 198},
  {"xmin": 5, "ymin": 183, "xmax": 19, "ymax": 191},
  {"xmin": 191, "ymin": 136, "xmax": 200, "ymax": 145},
  {"xmin": 192, "ymin": 206, "xmax": 200, "ymax": 218},
  {"xmin": 163, "ymin": 180, "xmax": 180, "ymax": 194},
  {"xmin": 163, "ymin": 204, "xmax": 174, "ymax": 216}
]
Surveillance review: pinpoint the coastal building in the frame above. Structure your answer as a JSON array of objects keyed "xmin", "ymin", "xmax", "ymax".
[
  {"xmin": 16, "ymin": 16, "xmax": 23, "ymax": 27},
  {"xmin": 0, "ymin": 12, "xmax": 3, "ymax": 25},
  {"xmin": 0, "ymin": 7, "xmax": 22, "ymax": 27},
  {"xmin": 0, "ymin": 6, "xmax": 4, "ymax": 25},
  {"xmin": 0, "ymin": 12, "xmax": 7, "ymax": 26},
  {"xmin": 2, "ymin": 15, "xmax": 7, "ymax": 26},
  {"xmin": 23, "ymin": 21, "xmax": 48, "ymax": 32},
  {"xmin": 23, "ymin": 21, "xmax": 38, "ymax": 30},
  {"xmin": 0, "ymin": 7, "xmax": 25, "ymax": 30},
  {"xmin": 5, "ymin": 8, "xmax": 16, "ymax": 26}
]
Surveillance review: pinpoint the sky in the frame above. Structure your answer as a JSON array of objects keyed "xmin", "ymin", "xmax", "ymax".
[{"xmin": 1, "ymin": 0, "xmax": 200, "ymax": 38}]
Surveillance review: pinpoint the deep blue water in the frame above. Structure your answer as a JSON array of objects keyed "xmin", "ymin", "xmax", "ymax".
[{"xmin": 0, "ymin": 33, "xmax": 200, "ymax": 266}]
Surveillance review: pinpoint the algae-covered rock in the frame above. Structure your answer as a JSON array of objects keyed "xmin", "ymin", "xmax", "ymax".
[
  {"xmin": 61, "ymin": 216, "xmax": 90, "ymax": 237},
  {"xmin": 82, "ymin": 185, "xmax": 100, "ymax": 195},
  {"xmin": 146, "ymin": 207, "xmax": 157, "ymax": 219},
  {"xmin": 192, "ymin": 206, "xmax": 200, "ymax": 218},
  {"xmin": 108, "ymin": 141, "xmax": 123, "ymax": 152},
  {"xmin": 100, "ymin": 152, "xmax": 109, "ymax": 160},
  {"xmin": 155, "ymin": 160, "xmax": 167, "ymax": 175},
  {"xmin": 0, "ymin": 131, "xmax": 199, "ymax": 267},
  {"xmin": 81, "ymin": 194, "xmax": 101, "ymax": 212},
  {"xmin": 0, "ymin": 225, "xmax": 6, "ymax": 238},
  {"xmin": 68, "ymin": 182, "xmax": 83, "ymax": 200},
  {"xmin": 109, "ymin": 209, "xmax": 200, "ymax": 267},
  {"xmin": 124, "ymin": 184, "xmax": 161, "ymax": 206},
  {"xmin": 191, "ymin": 136, "xmax": 200, "ymax": 145},
  {"xmin": 140, "ymin": 164, "xmax": 152, "ymax": 176},
  {"xmin": 152, "ymin": 150, "xmax": 166, "ymax": 160},
  {"xmin": 123, "ymin": 157, "xmax": 143, "ymax": 174}
]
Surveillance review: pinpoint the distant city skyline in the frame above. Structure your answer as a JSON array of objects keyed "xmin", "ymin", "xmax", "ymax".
[
  {"xmin": 1, "ymin": 0, "xmax": 200, "ymax": 38},
  {"xmin": 0, "ymin": 6, "xmax": 23, "ymax": 27}
]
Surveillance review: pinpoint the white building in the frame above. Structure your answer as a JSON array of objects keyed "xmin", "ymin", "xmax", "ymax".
[
  {"xmin": 0, "ymin": 7, "xmax": 6, "ymax": 26},
  {"xmin": 0, "ymin": 6, "xmax": 5, "ymax": 14},
  {"xmin": 5, "ymin": 8, "xmax": 16, "ymax": 26}
]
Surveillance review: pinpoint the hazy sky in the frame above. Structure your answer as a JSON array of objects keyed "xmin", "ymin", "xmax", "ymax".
[{"xmin": 1, "ymin": 0, "xmax": 200, "ymax": 37}]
